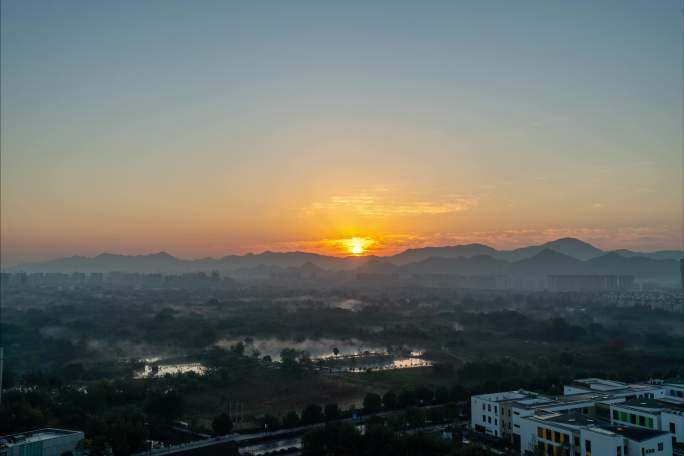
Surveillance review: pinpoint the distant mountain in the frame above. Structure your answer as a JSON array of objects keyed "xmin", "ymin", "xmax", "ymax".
[
  {"xmin": 355, "ymin": 258, "xmax": 399, "ymax": 274},
  {"xmin": 358, "ymin": 249, "xmax": 679, "ymax": 282},
  {"xmin": 610, "ymin": 249, "xmax": 683, "ymax": 261},
  {"xmin": 388, "ymin": 237, "xmax": 604, "ymax": 264},
  {"xmin": 503, "ymin": 238, "xmax": 604, "ymax": 262},
  {"xmin": 399, "ymin": 255, "xmax": 508, "ymax": 276},
  {"xmin": 15, "ymin": 252, "xmax": 183, "ymax": 273},
  {"xmin": 389, "ymin": 243, "xmax": 499, "ymax": 265},
  {"xmin": 10, "ymin": 238, "xmax": 681, "ymax": 282},
  {"xmin": 512, "ymin": 249, "xmax": 584, "ymax": 275},
  {"xmin": 585, "ymin": 253, "xmax": 680, "ymax": 279}
]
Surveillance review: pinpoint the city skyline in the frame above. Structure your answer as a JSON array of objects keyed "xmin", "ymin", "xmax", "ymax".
[{"xmin": 2, "ymin": 1, "xmax": 683, "ymax": 267}]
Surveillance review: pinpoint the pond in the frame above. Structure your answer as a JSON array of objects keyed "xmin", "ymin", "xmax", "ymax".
[{"xmin": 134, "ymin": 362, "xmax": 208, "ymax": 378}]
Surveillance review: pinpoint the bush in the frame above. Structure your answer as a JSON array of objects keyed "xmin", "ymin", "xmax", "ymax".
[
  {"xmin": 324, "ymin": 403, "xmax": 340, "ymax": 421},
  {"xmin": 301, "ymin": 404, "xmax": 324, "ymax": 425},
  {"xmin": 212, "ymin": 412, "xmax": 233, "ymax": 435},
  {"xmin": 363, "ymin": 393, "xmax": 382, "ymax": 414}
]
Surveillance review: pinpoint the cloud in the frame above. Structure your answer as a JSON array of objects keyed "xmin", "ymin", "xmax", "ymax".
[{"xmin": 300, "ymin": 190, "xmax": 476, "ymax": 218}]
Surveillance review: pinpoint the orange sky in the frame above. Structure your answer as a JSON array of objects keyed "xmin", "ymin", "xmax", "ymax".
[{"xmin": 1, "ymin": 2, "xmax": 682, "ymax": 266}]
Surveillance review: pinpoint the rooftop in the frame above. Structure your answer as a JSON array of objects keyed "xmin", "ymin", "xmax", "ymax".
[
  {"xmin": 595, "ymin": 424, "xmax": 670, "ymax": 442},
  {"xmin": 475, "ymin": 390, "xmax": 539, "ymax": 403},
  {"xmin": 526, "ymin": 412, "xmax": 669, "ymax": 442},
  {"xmin": 0, "ymin": 429, "xmax": 82, "ymax": 446},
  {"xmin": 572, "ymin": 378, "xmax": 628, "ymax": 392},
  {"xmin": 545, "ymin": 412, "xmax": 607, "ymax": 427},
  {"xmin": 613, "ymin": 397, "xmax": 684, "ymax": 413}
]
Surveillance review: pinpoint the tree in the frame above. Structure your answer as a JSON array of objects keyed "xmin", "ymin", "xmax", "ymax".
[
  {"xmin": 324, "ymin": 403, "xmax": 340, "ymax": 421},
  {"xmin": 103, "ymin": 406, "xmax": 146, "ymax": 456},
  {"xmin": 280, "ymin": 348, "xmax": 299, "ymax": 372},
  {"xmin": 397, "ymin": 390, "xmax": 417, "ymax": 408},
  {"xmin": 212, "ymin": 412, "xmax": 233, "ymax": 435},
  {"xmin": 283, "ymin": 410, "xmax": 300, "ymax": 428},
  {"xmin": 363, "ymin": 393, "xmax": 382, "ymax": 414},
  {"xmin": 449, "ymin": 384, "xmax": 468, "ymax": 402},
  {"xmin": 230, "ymin": 342, "xmax": 245, "ymax": 356},
  {"xmin": 301, "ymin": 404, "xmax": 324, "ymax": 425},
  {"xmin": 406, "ymin": 407, "xmax": 426, "ymax": 428},
  {"xmin": 145, "ymin": 391, "xmax": 184, "ymax": 422},
  {"xmin": 432, "ymin": 362, "xmax": 454, "ymax": 376},
  {"xmin": 435, "ymin": 386, "xmax": 449, "ymax": 404},
  {"xmin": 382, "ymin": 391, "xmax": 398, "ymax": 410},
  {"xmin": 261, "ymin": 414, "xmax": 280, "ymax": 431},
  {"xmin": 415, "ymin": 387, "xmax": 433, "ymax": 404}
]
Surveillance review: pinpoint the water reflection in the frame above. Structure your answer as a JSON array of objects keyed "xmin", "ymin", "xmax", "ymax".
[{"xmin": 135, "ymin": 362, "xmax": 207, "ymax": 378}]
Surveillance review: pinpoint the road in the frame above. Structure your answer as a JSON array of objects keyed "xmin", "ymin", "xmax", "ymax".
[{"xmin": 133, "ymin": 404, "xmax": 467, "ymax": 456}]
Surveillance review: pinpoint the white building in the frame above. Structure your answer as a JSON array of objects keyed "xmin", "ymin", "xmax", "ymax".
[
  {"xmin": 610, "ymin": 397, "xmax": 684, "ymax": 449},
  {"xmin": 0, "ymin": 429, "xmax": 84, "ymax": 456},
  {"xmin": 564, "ymin": 378, "xmax": 669, "ymax": 399},
  {"xmin": 470, "ymin": 378, "xmax": 684, "ymax": 454},
  {"xmin": 470, "ymin": 390, "xmax": 539, "ymax": 438},
  {"xmin": 519, "ymin": 411, "xmax": 672, "ymax": 456}
]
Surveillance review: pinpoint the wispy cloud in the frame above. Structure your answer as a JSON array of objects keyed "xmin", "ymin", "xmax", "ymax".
[{"xmin": 300, "ymin": 189, "xmax": 476, "ymax": 218}]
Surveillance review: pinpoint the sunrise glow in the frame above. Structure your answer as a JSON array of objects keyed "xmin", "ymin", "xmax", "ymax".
[{"xmin": 344, "ymin": 237, "xmax": 375, "ymax": 256}]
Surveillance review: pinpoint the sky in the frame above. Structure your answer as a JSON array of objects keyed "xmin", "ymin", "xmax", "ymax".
[{"xmin": 1, "ymin": 0, "xmax": 683, "ymax": 266}]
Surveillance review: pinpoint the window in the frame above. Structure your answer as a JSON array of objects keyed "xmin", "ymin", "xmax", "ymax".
[
  {"xmin": 494, "ymin": 406, "xmax": 497, "ymax": 413},
  {"xmin": 494, "ymin": 419, "xmax": 497, "ymax": 425},
  {"xmin": 538, "ymin": 427, "xmax": 544, "ymax": 438},
  {"xmin": 638, "ymin": 415, "xmax": 646, "ymax": 426},
  {"xmin": 482, "ymin": 403, "xmax": 486, "ymax": 411},
  {"xmin": 546, "ymin": 429, "xmax": 552, "ymax": 440},
  {"xmin": 657, "ymin": 443, "xmax": 663, "ymax": 451},
  {"xmin": 488, "ymin": 416, "xmax": 491, "ymax": 424},
  {"xmin": 621, "ymin": 411, "xmax": 628, "ymax": 422},
  {"xmin": 483, "ymin": 414, "xmax": 486, "ymax": 422},
  {"xmin": 630, "ymin": 413, "xmax": 637, "ymax": 424},
  {"xmin": 670, "ymin": 422, "xmax": 676, "ymax": 433},
  {"xmin": 554, "ymin": 431, "xmax": 561, "ymax": 442},
  {"xmin": 647, "ymin": 417, "xmax": 653, "ymax": 428},
  {"xmin": 585, "ymin": 440, "xmax": 592, "ymax": 452},
  {"xmin": 617, "ymin": 446, "xmax": 622, "ymax": 456},
  {"xmin": 613, "ymin": 410, "xmax": 619, "ymax": 420},
  {"xmin": 488, "ymin": 404, "xmax": 491, "ymax": 412}
]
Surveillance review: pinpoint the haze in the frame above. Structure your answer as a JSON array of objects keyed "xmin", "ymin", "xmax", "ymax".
[{"xmin": 2, "ymin": 0, "xmax": 683, "ymax": 267}]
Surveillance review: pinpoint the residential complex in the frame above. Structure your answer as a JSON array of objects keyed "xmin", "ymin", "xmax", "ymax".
[{"xmin": 471, "ymin": 378, "xmax": 684, "ymax": 455}]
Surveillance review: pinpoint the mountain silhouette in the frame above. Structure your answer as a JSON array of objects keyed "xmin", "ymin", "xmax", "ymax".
[{"xmin": 10, "ymin": 238, "xmax": 680, "ymax": 281}]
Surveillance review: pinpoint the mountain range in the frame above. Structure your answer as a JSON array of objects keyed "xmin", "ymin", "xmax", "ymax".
[{"xmin": 9, "ymin": 238, "xmax": 683, "ymax": 282}]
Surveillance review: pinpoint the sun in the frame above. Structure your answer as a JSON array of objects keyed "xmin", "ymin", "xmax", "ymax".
[{"xmin": 344, "ymin": 237, "xmax": 374, "ymax": 256}]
